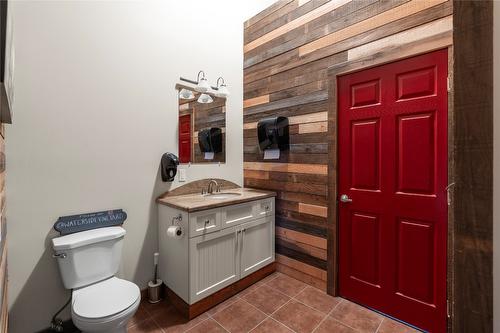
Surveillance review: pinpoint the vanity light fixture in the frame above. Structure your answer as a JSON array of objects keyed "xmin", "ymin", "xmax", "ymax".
[
  {"xmin": 214, "ymin": 77, "xmax": 230, "ymax": 98},
  {"xmin": 178, "ymin": 88, "xmax": 195, "ymax": 100},
  {"xmin": 179, "ymin": 71, "xmax": 211, "ymax": 93},
  {"xmin": 195, "ymin": 71, "xmax": 210, "ymax": 93},
  {"xmin": 197, "ymin": 93, "xmax": 213, "ymax": 104}
]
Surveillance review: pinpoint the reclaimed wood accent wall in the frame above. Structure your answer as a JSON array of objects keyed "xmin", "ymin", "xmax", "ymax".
[
  {"xmin": 243, "ymin": 0, "xmax": 453, "ymax": 292},
  {"xmin": 0, "ymin": 125, "xmax": 7, "ymax": 332}
]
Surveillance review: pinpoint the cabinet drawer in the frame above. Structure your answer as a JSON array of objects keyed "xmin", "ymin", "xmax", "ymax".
[
  {"xmin": 254, "ymin": 198, "xmax": 274, "ymax": 218},
  {"xmin": 221, "ymin": 202, "xmax": 255, "ymax": 228},
  {"xmin": 189, "ymin": 208, "xmax": 221, "ymax": 237}
]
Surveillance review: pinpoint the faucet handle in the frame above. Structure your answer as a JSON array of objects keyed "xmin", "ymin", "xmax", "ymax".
[
  {"xmin": 201, "ymin": 188, "xmax": 206, "ymax": 195},
  {"xmin": 216, "ymin": 184, "xmax": 221, "ymax": 192}
]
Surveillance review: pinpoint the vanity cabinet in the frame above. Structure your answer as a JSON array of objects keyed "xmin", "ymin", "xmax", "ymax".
[{"xmin": 158, "ymin": 197, "xmax": 275, "ymax": 305}]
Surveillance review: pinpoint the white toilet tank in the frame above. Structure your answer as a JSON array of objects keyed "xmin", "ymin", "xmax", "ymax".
[{"xmin": 52, "ymin": 226, "xmax": 126, "ymax": 289}]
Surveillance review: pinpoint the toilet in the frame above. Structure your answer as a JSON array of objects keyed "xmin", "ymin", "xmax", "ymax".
[{"xmin": 52, "ymin": 226, "xmax": 140, "ymax": 333}]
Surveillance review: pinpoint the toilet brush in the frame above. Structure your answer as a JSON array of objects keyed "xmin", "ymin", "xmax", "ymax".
[
  {"xmin": 153, "ymin": 252, "xmax": 159, "ymax": 284},
  {"xmin": 148, "ymin": 252, "xmax": 162, "ymax": 303}
]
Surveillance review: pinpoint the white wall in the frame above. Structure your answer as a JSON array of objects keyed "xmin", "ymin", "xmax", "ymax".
[
  {"xmin": 5, "ymin": 1, "xmax": 275, "ymax": 332},
  {"xmin": 494, "ymin": 1, "xmax": 499, "ymax": 331}
]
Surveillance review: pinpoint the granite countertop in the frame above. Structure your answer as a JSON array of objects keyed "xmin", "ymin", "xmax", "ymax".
[{"xmin": 156, "ymin": 187, "xmax": 276, "ymax": 212}]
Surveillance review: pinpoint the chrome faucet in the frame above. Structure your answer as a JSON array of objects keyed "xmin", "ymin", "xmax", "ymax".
[{"xmin": 202, "ymin": 179, "xmax": 221, "ymax": 195}]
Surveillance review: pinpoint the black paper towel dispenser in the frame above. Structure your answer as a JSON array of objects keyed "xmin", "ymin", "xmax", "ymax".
[
  {"xmin": 160, "ymin": 153, "xmax": 179, "ymax": 182},
  {"xmin": 258, "ymin": 116, "xmax": 289, "ymax": 151},
  {"xmin": 198, "ymin": 128, "xmax": 222, "ymax": 153}
]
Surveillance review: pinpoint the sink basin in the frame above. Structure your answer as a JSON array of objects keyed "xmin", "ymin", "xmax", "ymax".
[{"xmin": 204, "ymin": 192, "xmax": 242, "ymax": 200}]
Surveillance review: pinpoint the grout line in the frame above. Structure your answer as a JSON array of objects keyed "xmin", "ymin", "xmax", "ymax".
[
  {"xmin": 184, "ymin": 317, "xmax": 211, "ymax": 333},
  {"xmin": 209, "ymin": 315, "xmax": 231, "ymax": 333},
  {"xmin": 267, "ymin": 298, "xmax": 299, "ymax": 333},
  {"xmin": 311, "ymin": 299, "xmax": 342, "ymax": 333},
  {"xmin": 374, "ymin": 317, "xmax": 385, "ymax": 333}
]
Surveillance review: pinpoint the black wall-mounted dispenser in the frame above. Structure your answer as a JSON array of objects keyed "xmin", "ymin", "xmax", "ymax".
[
  {"xmin": 198, "ymin": 128, "xmax": 222, "ymax": 153},
  {"xmin": 258, "ymin": 116, "xmax": 289, "ymax": 151},
  {"xmin": 160, "ymin": 153, "xmax": 179, "ymax": 182}
]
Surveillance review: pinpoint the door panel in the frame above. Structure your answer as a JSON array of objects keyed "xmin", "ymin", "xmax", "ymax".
[
  {"xmin": 240, "ymin": 217, "xmax": 275, "ymax": 278},
  {"xmin": 179, "ymin": 114, "xmax": 191, "ymax": 163},
  {"xmin": 189, "ymin": 227, "xmax": 239, "ymax": 303},
  {"xmin": 338, "ymin": 49, "xmax": 448, "ymax": 333}
]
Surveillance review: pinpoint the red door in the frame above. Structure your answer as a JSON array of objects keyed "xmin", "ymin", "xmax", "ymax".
[
  {"xmin": 179, "ymin": 114, "xmax": 191, "ymax": 163},
  {"xmin": 338, "ymin": 49, "xmax": 448, "ymax": 333}
]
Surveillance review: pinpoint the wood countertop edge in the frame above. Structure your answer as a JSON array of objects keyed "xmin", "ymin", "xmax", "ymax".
[{"xmin": 156, "ymin": 188, "xmax": 276, "ymax": 213}]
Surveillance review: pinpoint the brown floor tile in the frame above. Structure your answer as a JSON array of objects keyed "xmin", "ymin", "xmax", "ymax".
[
  {"xmin": 128, "ymin": 303, "xmax": 151, "ymax": 328},
  {"xmin": 142, "ymin": 298, "xmax": 172, "ymax": 317},
  {"xmin": 378, "ymin": 318, "xmax": 421, "ymax": 333},
  {"xmin": 266, "ymin": 274, "xmax": 307, "ymax": 297},
  {"xmin": 314, "ymin": 316, "xmax": 357, "ymax": 333},
  {"xmin": 294, "ymin": 286, "xmax": 341, "ymax": 314},
  {"xmin": 259, "ymin": 271, "xmax": 282, "ymax": 284},
  {"xmin": 186, "ymin": 318, "xmax": 227, "ymax": 333},
  {"xmin": 206, "ymin": 294, "xmax": 240, "ymax": 316},
  {"xmin": 212, "ymin": 299, "xmax": 267, "ymax": 333},
  {"xmin": 238, "ymin": 280, "xmax": 264, "ymax": 298},
  {"xmin": 330, "ymin": 300, "xmax": 383, "ymax": 333},
  {"xmin": 272, "ymin": 300, "xmax": 325, "ymax": 333},
  {"xmin": 242, "ymin": 284, "xmax": 290, "ymax": 315},
  {"xmin": 151, "ymin": 303, "xmax": 209, "ymax": 333},
  {"xmin": 250, "ymin": 318, "xmax": 294, "ymax": 333},
  {"xmin": 128, "ymin": 319, "xmax": 163, "ymax": 333}
]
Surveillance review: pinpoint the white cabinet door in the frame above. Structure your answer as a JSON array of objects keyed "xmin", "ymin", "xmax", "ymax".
[
  {"xmin": 189, "ymin": 226, "xmax": 240, "ymax": 303},
  {"xmin": 240, "ymin": 217, "xmax": 275, "ymax": 278}
]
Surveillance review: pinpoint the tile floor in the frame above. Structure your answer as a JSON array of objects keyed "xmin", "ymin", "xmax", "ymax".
[{"xmin": 128, "ymin": 272, "xmax": 420, "ymax": 333}]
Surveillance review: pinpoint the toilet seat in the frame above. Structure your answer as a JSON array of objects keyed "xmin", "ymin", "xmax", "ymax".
[{"xmin": 72, "ymin": 277, "xmax": 140, "ymax": 319}]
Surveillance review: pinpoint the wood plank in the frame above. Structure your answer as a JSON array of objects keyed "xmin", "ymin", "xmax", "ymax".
[
  {"xmin": 277, "ymin": 191, "xmax": 328, "ymax": 206},
  {"xmin": 298, "ymin": 202, "xmax": 328, "ymax": 218},
  {"xmin": 276, "ymin": 262, "xmax": 326, "ymax": 291},
  {"xmin": 298, "ymin": 0, "xmax": 447, "ymax": 56},
  {"xmin": 243, "ymin": 95, "xmax": 269, "ymax": 108},
  {"xmin": 276, "ymin": 216, "xmax": 327, "ymax": 238},
  {"xmin": 276, "ymin": 243, "xmax": 327, "ymax": 270},
  {"xmin": 298, "ymin": 121, "xmax": 327, "ymax": 134},
  {"xmin": 276, "ymin": 237, "xmax": 327, "ymax": 260},
  {"xmin": 452, "ymin": 1, "xmax": 493, "ymax": 331},
  {"xmin": 244, "ymin": 0, "xmax": 294, "ymax": 29},
  {"xmin": 245, "ymin": 1, "xmax": 452, "ymax": 76},
  {"xmin": 276, "ymin": 226, "xmax": 327, "ymax": 249},
  {"xmin": 244, "ymin": 91, "xmax": 328, "ymax": 116},
  {"xmin": 243, "ymin": 170, "xmax": 269, "ymax": 180},
  {"xmin": 276, "ymin": 253, "xmax": 327, "ymax": 280},
  {"xmin": 347, "ymin": 15, "xmax": 452, "ymax": 61},
  {"xmin": 244, "ymin": 111, "xmax": 327, "ymax": 130},
  {"xmin": 245, "ymin": 0, "xmax": 330, "ymax": 44},
  {"xmin": 244, "ymin": 162, "xmax": 327, "ymax": 175},
  {"xmin": 245, "ymin": 178, "xmax": 327, "ymax": 196},
  {"xmin": 244, "ymin": 0, "xmax": 352, "ymax": 52},
  {"xmin": 244, "ymin": 0, "xmax": 404, "ymax": 70}
]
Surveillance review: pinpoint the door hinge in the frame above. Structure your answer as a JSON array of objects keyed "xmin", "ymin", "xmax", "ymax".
[
  {"xmin": 447, "ymin": 76, "xmax": 451, "ymax": 92},
  {"xmin": 446, "ymin": 183, "xmax": 455, "ymax": 206},
  {"xmin": 447, "ymin": 299, "xmax": 452, "ymax": 319}
]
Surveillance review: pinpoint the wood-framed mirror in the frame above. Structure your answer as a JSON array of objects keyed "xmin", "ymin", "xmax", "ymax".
[{"xmin": 176, "ymin": 83, "xmax": 226, "ymax": 164}]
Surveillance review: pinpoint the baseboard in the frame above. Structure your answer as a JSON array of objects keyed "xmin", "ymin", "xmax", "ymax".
[{"xmin": 166, "ymin": 262, "xmax": 277, "ymax": 319}]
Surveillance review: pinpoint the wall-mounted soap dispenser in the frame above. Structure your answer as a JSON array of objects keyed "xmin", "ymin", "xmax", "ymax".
[
  {"xmin": 161, "ymin": 153, "xmax": 179, "ymax": 182},
  {"xmin": 258, "ymin": 116, "xmax": 289, "ymax": 151},
  {"xmin": 198, "ymin": 128, "xmax": 223, "ymax": 153}
]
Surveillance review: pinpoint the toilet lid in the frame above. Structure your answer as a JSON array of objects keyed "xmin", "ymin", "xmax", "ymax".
[{"xmin": 72, "ymin": 277, "xmax": 140, "ymax": 319}]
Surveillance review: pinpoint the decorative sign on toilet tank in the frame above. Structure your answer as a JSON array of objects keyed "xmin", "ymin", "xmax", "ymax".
[{"xmin": 54, "ymin": 209, "xmax": 127, "ymax": 235}]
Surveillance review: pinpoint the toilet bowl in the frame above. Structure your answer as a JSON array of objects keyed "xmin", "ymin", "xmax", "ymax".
[
  {"xmin": 52, "ymin": 227, "xmax": 141, "ymax": 333},
  {"xmin": 71, "ymin": 277, "xmax": 140, "ymax": 333}
]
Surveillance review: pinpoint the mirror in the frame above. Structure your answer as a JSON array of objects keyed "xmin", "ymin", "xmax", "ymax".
[{"xmin": 176, "ymin": 84, "xmax": 226, "ymax": 164}]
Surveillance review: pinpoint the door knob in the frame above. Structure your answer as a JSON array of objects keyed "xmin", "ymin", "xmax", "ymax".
[{"xmin": 340, "ymin": 194, "xmax": 352, "ymax": 203}]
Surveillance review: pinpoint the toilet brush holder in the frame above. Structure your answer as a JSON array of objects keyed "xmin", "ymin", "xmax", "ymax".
[{"xmin": 148, "ymin": 279, "xmax": 163, "ymax": 304}]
